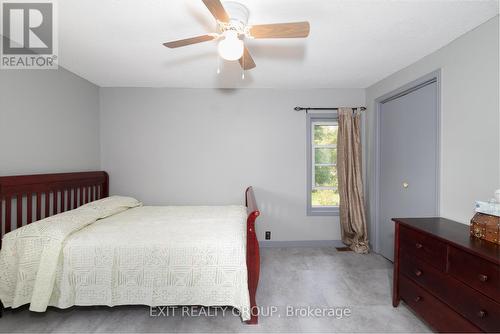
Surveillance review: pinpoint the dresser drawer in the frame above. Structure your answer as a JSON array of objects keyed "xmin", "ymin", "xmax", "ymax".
[
  {"xmin": 400, "ymin": 250, "xmax": 500, "ymax": 332},
  {"xmin": 400, "ymin": 251, "xmax": 447, "ymax": 298},
  {"xmin": 446, "ymin": 281, "xmax": 500, "ymax": 332},
  {"xmin": 400, "ymin": 225, "xmax": 447, "ymax": 271},
  {"xmin": 448, "ymin": 246, "xmax": 500, "ymax": 302},
  {"xmin": 399, "ymin": 275, "xmax": 479, "ymax": 333}
]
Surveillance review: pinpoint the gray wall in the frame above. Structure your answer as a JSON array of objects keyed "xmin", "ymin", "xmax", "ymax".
[
  {"xmin": 100, "ymin": 88, "xmax": 365, "ymax": 241},
  {"xmin": 0, "ymin": 67, "xmax": 101, "ymax": 175},
  {"xmin": 365, "ymin": 15, "xmax": 499, "ymax": 234},
  {"xmin": 2, "ymin": 16, "xmax": 497, "ymax": 245}
]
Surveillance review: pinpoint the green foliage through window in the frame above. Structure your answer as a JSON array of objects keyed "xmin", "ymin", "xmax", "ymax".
[
  {"xmin": 312, "ymin": 189, "xmax": 340, "ymax": 207},
  {"xmin": 312, "ymin": 122, "xmax": 339, "ymax": 207},
  {"xmin": 314, "ymin": 125, "xmax": 337, "ymax": 145},
  {"xmin": 315, "ymin": 148, "xmax": 337, "ymax": 164},
  {"xmin": 315, "ymin": 166, "xmax": 337, "ymax": 188}
]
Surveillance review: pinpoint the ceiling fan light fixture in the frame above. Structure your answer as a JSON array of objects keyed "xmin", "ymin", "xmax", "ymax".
[
  {"xmin": 218, "ymin": 30, "xmax": 244, "ymax": 61},
  {"xmin": 163, "ymin": 0, "xmax": 311, "ymax": 71}
]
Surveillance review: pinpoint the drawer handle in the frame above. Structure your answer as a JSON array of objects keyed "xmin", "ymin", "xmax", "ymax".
[
  {"xmin": 415, "ymin": 243, "xmax": 423, "ymax": 249},
  {"xmin": 414, "ymin": 269, "xmax": 423, "ymax": 277},
  {"xmin": 478, "ymin": 310, "xmax": 487, "ymax": 319},
  {"xmin": 478, "ymin": 274, "xmax": 488, "ymax": 282},
  {"xmin": 414, "ymin": 296, "xmax": 422, "ymax": 302}
]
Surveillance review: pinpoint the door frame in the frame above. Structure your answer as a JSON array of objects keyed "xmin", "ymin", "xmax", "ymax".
[{"xmin": 371, "ymin": 70, "xmax": 442, "ymax": 255}]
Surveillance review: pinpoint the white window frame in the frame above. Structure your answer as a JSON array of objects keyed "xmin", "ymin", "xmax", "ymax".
[{"xmin": 306, "ymin": 113, "xmax": 339, "ymax": 216}]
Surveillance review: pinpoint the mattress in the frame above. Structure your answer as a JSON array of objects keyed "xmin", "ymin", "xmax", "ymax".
[{"xmin": 0, "ymin": 199, "xmax": 250, "ymax": 321}]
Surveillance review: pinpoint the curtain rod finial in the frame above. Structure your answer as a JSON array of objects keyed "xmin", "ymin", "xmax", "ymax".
[{"xmin": 294, "ymin": 107, "xmax": 302, "ymax": 111}]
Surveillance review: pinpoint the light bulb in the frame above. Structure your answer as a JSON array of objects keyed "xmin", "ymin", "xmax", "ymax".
[{"xmin": 218, "ymin": 31, "xmax": 244, "ymax": 61}]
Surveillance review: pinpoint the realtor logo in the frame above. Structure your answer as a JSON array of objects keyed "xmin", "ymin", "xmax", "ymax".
[{"xmin": 1, "ymin": 0, "xmax": 58, "ymax": 69}]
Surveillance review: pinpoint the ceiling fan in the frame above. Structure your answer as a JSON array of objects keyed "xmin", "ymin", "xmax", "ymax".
[{"xmin": 163, "ymin": 0, "xmax": 310, "ymax": 71}]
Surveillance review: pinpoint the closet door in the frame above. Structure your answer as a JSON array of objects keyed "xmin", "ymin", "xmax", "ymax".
[{"xmin": 378, "ymin": 80, "xmax": 439, "ymax": 261}]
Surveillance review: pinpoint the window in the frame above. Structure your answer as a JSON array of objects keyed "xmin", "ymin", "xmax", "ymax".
[{"xmin": 307, "ymin": 114, "xmax": 339, "ymax": 215}]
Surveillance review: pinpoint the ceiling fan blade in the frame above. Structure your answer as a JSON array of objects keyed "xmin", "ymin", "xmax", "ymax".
[
  {"xmin": 239, "ymin": 47, "xmax": 256, "ymax": 70},
  {"xmin": 201, "ymin": 0, "xmax": 230, "ymax": 23},
  {"xmin": 163, "ymin": 35, "xmax": 216, "ymax": 48},
  {"xmin": 249, "ymin": 22, "xmax": 310, "ymax": 39}
]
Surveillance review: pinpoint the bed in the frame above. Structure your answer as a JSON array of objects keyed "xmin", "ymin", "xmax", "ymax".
[{"xmin": 0, "ymin": 171, "xmax": 260, "ymax": 324}]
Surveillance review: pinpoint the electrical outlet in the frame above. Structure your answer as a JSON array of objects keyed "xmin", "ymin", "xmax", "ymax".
[{"xmin": 265, "ymin": 231, "xmax": 271, "ymax": 240}]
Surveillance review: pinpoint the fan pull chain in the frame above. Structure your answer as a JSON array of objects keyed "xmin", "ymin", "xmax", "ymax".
[{"xmin": 241, "ymin": 53, "xmax": 245, "ymax": 80}]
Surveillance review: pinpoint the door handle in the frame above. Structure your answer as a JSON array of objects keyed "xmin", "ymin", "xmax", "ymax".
[{"xmin": 402, "ymin": 182, "xmax": 409, "ymax": 189}]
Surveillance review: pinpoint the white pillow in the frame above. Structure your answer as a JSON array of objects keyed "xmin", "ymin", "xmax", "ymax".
[{"xmin": 79, "ymin": 195, "xmax": 142, "ymax": 218}]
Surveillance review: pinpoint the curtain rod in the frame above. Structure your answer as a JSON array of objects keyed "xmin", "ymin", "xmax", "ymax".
[{"xmin": 294, "ymin": 106, "xmax": 366, "ymax": 114}]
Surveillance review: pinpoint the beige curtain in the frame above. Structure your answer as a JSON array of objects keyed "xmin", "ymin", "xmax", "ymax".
[{"xmin": 337, "ymin": 107, "xmax": 369, "ymax": 254}]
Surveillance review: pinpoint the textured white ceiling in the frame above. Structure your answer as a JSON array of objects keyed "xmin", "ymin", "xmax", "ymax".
[{"xmin": 58, "ymin": 0, "xmax": 499, "ymax": 88}]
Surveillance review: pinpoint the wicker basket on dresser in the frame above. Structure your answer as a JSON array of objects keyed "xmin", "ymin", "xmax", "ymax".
[{"xmin": 392, "ymin": 217, "xmax": 500, "ymax": 333}]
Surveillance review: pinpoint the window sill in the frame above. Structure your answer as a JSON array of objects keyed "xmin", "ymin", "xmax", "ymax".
[{"xmin": 307, "ymin": 207, "xmax": 340, "ymax": 216}]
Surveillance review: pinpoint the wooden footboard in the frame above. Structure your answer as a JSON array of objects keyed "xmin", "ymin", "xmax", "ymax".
[{"xmin": 245, "ymin": 187, "xmax": 260, "ymax": 324}]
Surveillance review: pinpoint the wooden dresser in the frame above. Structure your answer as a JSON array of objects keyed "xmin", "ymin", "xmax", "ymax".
[{"xmin": 392, "ymin": 217, "xmax": 500, "ymax": 333}]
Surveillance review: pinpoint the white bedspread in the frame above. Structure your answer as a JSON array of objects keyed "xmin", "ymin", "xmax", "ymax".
[{"xmin": 0, "ymin": 202, "xmax": 250, "ymax": 321}]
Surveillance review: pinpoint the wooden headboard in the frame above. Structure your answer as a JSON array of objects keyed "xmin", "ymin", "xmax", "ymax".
[{"xmin": 0, "ymin": 171, "xmax": 109, "ymax": 247}]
